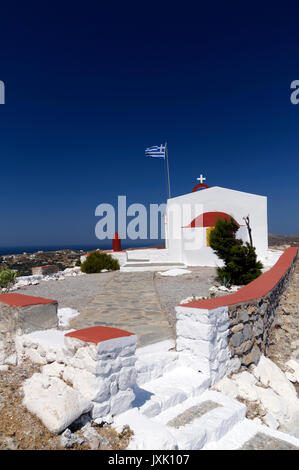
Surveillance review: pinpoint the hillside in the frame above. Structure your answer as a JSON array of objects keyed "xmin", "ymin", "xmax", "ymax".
[{"xmin": 268, "ymin": 234, "xmax": 299, "ymax": 247}]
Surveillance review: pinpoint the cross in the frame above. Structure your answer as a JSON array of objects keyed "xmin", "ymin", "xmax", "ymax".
[{"xmin": 197, "ymin": 174, "xmax": 206, "ymax": 184}]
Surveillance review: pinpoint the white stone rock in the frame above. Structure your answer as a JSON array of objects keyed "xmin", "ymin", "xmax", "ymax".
[
  {"xmin": 24, "ymin": 348, "xmax": 47, "ymax": 365},
  {"xmin": 231, "ymin": 371, "xmax": 259, "ymax": 401},
  {"xmin": 158, "ymin": 268, "xmax": 192, "ymax": 276},
  {"xmin": 252, "ymin": 355, "xmax": 298, "ymax": 403},
  {"xmin": 57, "ymin": 308, "xmax": 80, "ymax": 328},
  {"xmin": 4, "ymin": 353, "xmax": 18, "ymax": 366},
  {"xmin": 0, "ymin": 365, "xmax": 9, "ymax": 372},
  {"xmin": 285, "ymin": 371, "xmax": 297, "ymax": 383},
  {"xmin": 256, "ymin": 387, "xmax": 290, "ymax": 424},
  {"xmin": 42, "ymin": 362, "xmax": 65, "ymax": 378},
  {"xmin": 45, "ymin": 351, "xmax": 57, "ymax": 363},
  {"xmin": 285, "ymin": 359, "xmax": 299, "ymax": 383},
  {"xmin": 263, "ymin": 413, "xmax": 280, "ymax": 430},
  {"xmin": 213, "ymin": 376, "xmax": 239, "ymax": 399},
  {"xmin": 90, "ymin": 401, "xmax": 111, "ymax": 419},
  {"xmin": 23, "ymin": 373, "xmax": 92, "ymax": 434},
  {"xmin": 94, "ymin": 414, "xmax": 113, "ymax": 425}
]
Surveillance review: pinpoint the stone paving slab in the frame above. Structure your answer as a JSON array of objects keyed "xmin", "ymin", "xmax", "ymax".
[
  {"xmin": 167, "ymin": 401, "xmax": 221, "ymax": 429},
  {"xmin": 240, "ymin": 432, "xmax": 299, "ymax": 450}
]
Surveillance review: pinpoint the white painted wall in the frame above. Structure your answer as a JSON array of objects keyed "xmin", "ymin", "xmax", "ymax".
[
  {"xmin": 175, "ymin": 304, "xmax": 230, "ymax": 384},
  {"xmin": 166, "ymin": 186, "xmax": 268, "ymax": 267}
]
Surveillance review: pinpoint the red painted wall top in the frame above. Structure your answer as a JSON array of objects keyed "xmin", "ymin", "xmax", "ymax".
[
  {"xmin": 65, "ymin": 325, "xmax": 135, "ymax": 344},
  {"xmin": 0, "ymin": 293, "xmax": 57, "ymax": 307},
  {"xmin": 179, "ymin": 247, "xmax": 298, "ymax": 310}
]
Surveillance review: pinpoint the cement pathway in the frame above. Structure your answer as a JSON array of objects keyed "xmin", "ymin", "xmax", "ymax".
[{"xmin": 69, "ymin": 271, "xmax": 174, "ymax": 347}]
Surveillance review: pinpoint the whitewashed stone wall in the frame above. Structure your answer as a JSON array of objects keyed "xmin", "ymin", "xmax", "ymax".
[
  {"xmin": 62, "ymin": 334, "xmax": 137, "ymax": 420},
  {"xmin": 175, "ymin": 305, "xmax": 230, "ymax": 384},
  {"xmin": 175, "ymin": 249, "xmax": 298, "ymax": 383},
  {"xmin": 0, "ymin": 300, "xmax": 58, "ymax": 366},
  {"xmin": 22, "ymin": 330, "xmax": 138, "ymax": 432}
]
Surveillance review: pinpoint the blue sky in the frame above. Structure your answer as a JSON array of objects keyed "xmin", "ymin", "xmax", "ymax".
[{"xmin": 0, "ymin": 1, "xmax": 299, "ymax": 249}]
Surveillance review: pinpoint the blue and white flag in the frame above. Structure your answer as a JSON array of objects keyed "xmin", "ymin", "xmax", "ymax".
[{"xmin": 145, "ymin": 144, "xmax": 166, "ymax": 159}]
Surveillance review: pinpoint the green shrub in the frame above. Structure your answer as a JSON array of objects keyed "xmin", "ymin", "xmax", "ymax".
[
  {"xmin": 209, "ymin": 217, "xmax": 263, "ymax": 286},
  {"xmin": 75, "ymin": 258, "xmax": 81, "ymax": 267},
  {"xmin": 81, "ymin": 251, "xmax": 120, "ymax": 273},
  {"xmin": 0, "ymin": 269, "xmax": 18, "ymax": 290}
]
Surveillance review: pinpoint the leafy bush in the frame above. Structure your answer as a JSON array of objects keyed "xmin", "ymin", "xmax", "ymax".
[
  {"xmin": 209, "ymin": 217, "xmax": 263, "ymax": 286},
  {"xmin": 81, "ymin": 251, "xmax": 120, "ymax": 273},
  {"xmin": 0, "ymin": 269, "xmax": 18, "ymax": 291}
]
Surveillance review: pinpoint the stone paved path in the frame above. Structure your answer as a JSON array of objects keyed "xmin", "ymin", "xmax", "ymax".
[
  {"xmin": 70, "ymin": 272, "xmax": 174, "ymax": 347},
  {"xmin": 240, "ymin": 432, "xmax": 299, "ymax": 450}
]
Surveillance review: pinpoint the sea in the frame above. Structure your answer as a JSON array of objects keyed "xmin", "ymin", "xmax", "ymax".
[{"xmin": 0, "ymin": 240, "xmax": 164, "ymax": 256}]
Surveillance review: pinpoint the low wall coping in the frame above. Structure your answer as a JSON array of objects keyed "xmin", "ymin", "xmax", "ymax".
[
  {"xmin": 179, "ymin": 247, "xmax": 298, "ymax": 311},
  {"xmin": 0, "ymin": 293, "xmax": 57, "ymax": 307},
  {"xmin": 65, "ymin": 326, "xmax": 135, "ymax": 344}
]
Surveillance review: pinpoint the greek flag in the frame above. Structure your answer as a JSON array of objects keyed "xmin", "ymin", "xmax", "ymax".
[{"xmin": 145, "ymin": 144, "xmax": 166, "ymax": 159}]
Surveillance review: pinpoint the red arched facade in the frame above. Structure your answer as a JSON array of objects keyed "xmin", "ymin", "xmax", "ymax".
[{"xmin": 185, "ymin": 211, "xmax": 240, "ymax": 228}]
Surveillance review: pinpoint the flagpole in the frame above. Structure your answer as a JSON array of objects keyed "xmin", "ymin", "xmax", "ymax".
[{"xmin": 165, "ymin": 141, "xmax": 171, "ymax": 199}]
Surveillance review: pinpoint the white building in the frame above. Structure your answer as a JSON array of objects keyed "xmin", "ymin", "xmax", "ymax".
[{"xmin": 165, "ymin": 186, "xmax": 268, "ymax": 267}]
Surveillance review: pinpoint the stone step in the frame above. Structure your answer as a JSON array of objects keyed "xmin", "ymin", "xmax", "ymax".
[
  {"xmin": 202, "ymin": 417, "xmax": 299, "ymax": 450},
  {"xmin": 134, "ymin": 367, "xmax": 211, "ymax": 418},
  {"xmin": 122, "ymin": 262, "xmax": 186, "ymax": 267},
  {"xmin": 113, "ymin": 388, "xmax": 246, "ymax": 450},
  {"xmin": 126, "ymin": 258, "xmax": 150, "ymax": 263},
  {"xmin": 153, "ymin": 390, "xmax": 246, "ymax": 450},
  {"xmin": 120, "ymin": 262, "xmax": 187, "ymax": 272}
]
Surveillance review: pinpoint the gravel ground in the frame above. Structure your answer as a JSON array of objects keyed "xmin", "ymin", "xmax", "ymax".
[
  {"xmin": 16, "ymin": 272, "xmax": 115, "ymax": 311},
  {"xmin": 154, "ymin": 267, "xmax": 217, "ymax": 330}
]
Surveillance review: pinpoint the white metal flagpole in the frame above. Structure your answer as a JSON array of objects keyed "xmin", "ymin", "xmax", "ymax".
[{"xmin": 165, "ymin": 141, "xmax": 171, "ymax": 199}]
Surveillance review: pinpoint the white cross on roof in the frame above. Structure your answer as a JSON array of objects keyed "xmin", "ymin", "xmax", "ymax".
[{"xmin": 197, "ymin": 174, "xmax": 206, "ymax": 184}]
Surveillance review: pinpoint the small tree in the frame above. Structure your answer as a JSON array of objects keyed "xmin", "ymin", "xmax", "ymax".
[
  {"xmin": 209, "ymin": 217, "xmax": 263, "ymax": 286},
  {"xmin": 209, "ymin": 217, "xmax": 242, "ymax": 260},
  {"xmin": 81, "ymin": 251, "xmax": 120, "ymax": 273},
  {"xmin": 0, "ymin": 269, "xmax": 18, "ymax": 292}
]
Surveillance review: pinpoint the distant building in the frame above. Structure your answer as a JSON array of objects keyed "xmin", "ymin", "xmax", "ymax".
[{"xmin": 32, "ymin": 265, "xmax": 59, "ymax": 276}]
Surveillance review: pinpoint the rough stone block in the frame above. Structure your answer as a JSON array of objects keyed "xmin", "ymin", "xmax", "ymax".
[
  {"xmin": 23, "ymin": 373, "xmax": 92, "ymax": 434},
  {"xmin": 230, "ymin": 331, "xmax": 244, "ymax": 348},
  {"xmin": 176, "ymin": 319, "xmax": 216, "ymax": 341},
  {"xmin": 63, "ymin": 366, "xmax": 110, "ymax": 403},
  {"xmin": 241, "ymin": 344, "xmax": 260, "ymax": 366}
]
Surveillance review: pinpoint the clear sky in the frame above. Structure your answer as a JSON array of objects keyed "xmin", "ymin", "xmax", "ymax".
[{"xmin": 0, "ymin": 1, "xmax": 299, "ymax": 249}]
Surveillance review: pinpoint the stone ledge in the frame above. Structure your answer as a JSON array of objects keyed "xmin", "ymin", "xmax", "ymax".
[
  {"xmin": 65, "ymin": 326, "xmax": 135, "ymax": 345},
  {"xmin": 0, "ymin": 293, "xmax": 57, "ymax": 307}
]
